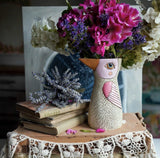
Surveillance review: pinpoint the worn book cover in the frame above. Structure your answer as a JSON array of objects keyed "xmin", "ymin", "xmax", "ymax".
[
  {"xmin": 16, "ymin": 101, "xmax": 89, "ymax": 119},
  {"xmin": 20, "ymin": 108, "xmax": 88, "ymax": 127},
  {"xmin": 22, "ymin": 114, "xmax": 87, "ymax": 135}
]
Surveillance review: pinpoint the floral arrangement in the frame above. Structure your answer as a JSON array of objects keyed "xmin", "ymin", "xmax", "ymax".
[{"xmin": 31, "ymin": 0, "xmax": 160, "ymax": 69}]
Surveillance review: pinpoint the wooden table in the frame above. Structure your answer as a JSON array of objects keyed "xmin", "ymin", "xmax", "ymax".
[{"xmin": 0, "ymin": 113, "xmax": 157, "ymax": 158}]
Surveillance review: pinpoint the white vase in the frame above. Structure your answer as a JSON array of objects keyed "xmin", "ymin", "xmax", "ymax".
[{"xmin": 80, "ymin": 58, "xmax": 122, "ymax": 130}]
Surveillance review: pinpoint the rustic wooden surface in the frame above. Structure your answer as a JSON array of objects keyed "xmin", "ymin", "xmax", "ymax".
[{"xmin": 15, "ymin": 113, "xmax": 146, "ymax": 143}]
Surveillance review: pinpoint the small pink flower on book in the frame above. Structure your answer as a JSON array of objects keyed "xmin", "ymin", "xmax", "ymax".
[
  {"xmin": 66, "ymin": 129, "xmax": 77, "ymax": 135},
  {"xmin": 96, "ymin": 128, "xmax": 105, "ymax": 133}
]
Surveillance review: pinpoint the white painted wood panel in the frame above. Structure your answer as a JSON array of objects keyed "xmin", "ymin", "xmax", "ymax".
[
  {"xmin": 122, "ymin": 69, "xmax": 142, "ymax": 114},
  {"xmin": 22, "ymin": 7, "xmax": 64, "ymax": 99}
]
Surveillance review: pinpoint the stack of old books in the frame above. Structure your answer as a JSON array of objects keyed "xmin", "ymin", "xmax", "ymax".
[{"xmin": 16, "ymin": 101, "xmax": 89, "ymax": 135}]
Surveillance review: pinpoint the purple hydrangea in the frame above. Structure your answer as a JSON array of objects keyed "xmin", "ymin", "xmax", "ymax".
[
  {"xmin": 133, "ymin": 33, "xmax": 146, "ymax": 45},
  {"xmin": 132, "ymin": 23, "xmax": 142, "ymax": 33},
  {"xmin": 67, "ymin": 19, "xmax": 88, "ymax": 49},
  {"xmin": 125, "ymin": 40, "xmax": 134, "ymax": 50}
]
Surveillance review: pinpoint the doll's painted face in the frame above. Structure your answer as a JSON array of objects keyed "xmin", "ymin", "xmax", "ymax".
[{"xmin": 95, "ymin": 59, "xmax": 119, "ymax": 79}]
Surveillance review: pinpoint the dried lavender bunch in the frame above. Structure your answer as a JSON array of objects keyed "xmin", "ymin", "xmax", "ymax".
[{"xmin": 29, "ymin": 66, "xmax": 82, "ymax": 112}]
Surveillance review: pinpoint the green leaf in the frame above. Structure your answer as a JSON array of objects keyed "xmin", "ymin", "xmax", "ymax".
[
  {"xmin": 62, "ymin": 9, "xmax": 69, "ymax": 16},
  {"xmin": 95, "ymin": 0, "xmax": 99, "ymax": 3},
  {"xmin": 110, "ymin": 45, "xmax": 117, "ymax": 57},
  {"xmin": 80, "ymin": 129, "xmax": 95, "ymax": 133},
  {"xmin": 66, "ymin": 0, "xmax": 72, "ymax": 10},
  {"xmin": 42, "ymin": 25, "xmax": 48, "ymax": 31}
]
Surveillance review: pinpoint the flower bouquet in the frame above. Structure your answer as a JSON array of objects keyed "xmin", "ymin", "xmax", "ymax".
[
  {"xmin": 31, "ymin": 0, "xmax": 160, "ymax": 130},
  {"xmin": 32, "ymin": 0, "xmax": 148, "ymax": 69}
]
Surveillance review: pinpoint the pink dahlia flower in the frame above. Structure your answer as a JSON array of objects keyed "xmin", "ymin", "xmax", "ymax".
[
  {"xmin": 89, "ymin": 26, "xmax": 105, "ymax": 45},
  {"xmin": 106, "ymin": 0, "xmax": 117, "ymax": 8},
  {"xmin": 89, "ymin": 25, "xmax": 107, "ymax": 56},
  {"xmin": 118, "ymin": 26, "xmax": 132, "ymax": 43},
  {"xmin": 90, "ymin": 42, "xmax": 107, "ymax": 56},
  {"xmin": 116, "ymin": 4, "xmax": 141, "ymax": 28},
  {"xmin": 102, "ymin": 17, "xmax": 122, "ymax": 46},
  {"xmin": 98, "ymin": 0, "xmax": 117, "ymax": 16}
]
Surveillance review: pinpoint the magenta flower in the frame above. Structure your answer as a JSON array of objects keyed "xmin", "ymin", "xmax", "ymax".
[
  {"xmin": 98, "ymin": 0, "xmax": 108, "ymax": 15},
  {"xmin": 96, "ymin": 128, "xmax": 105, "ymax": 133},
  {"xmin": 102, "ymin": 17, "xmax": 122, "ymax": 46},
  {"xmin": 91, "ymin": 42, "xmax": 107, "ymax": 56},
  {"xmin": 56, "ymin": 0, "xmax": 143, "ymax": 58},
  {"xmin": 106, "ymin": 0, "xmax": 117, "ymax": 8},
  {"xmin": 104, "ymin": 0, "xmax": 118, "ymax": 16},
  {"xmin": 66, "ymin": 129, "xmax": 77, "ymax": 135},
  {"xmin": 57, "ymin": 8, "xmax": 85, "ymax": 37},
  {"xmin": 116, "ymin": 4, "xmax": 141, "ymax": 28},
  {"xmin": 71, "ymin": 8, "xmax": 84, "ymax": 20},
  {"xmin": 119, "ymin": 26, "xmax": 132, "ymax": 43},
  {"xmin": 89, "ymin": 26, "xmax": 104, "ymax": 45},
  {"xmin": 99, "ymin": 0, "xmax": 116, "ymax": 14},
  {"xmin": 89, "ymin": 25, "xmax": 108, "ymax": 56}
]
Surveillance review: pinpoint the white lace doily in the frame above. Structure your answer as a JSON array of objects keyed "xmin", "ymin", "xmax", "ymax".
[{"xmin": 0, "ymin": 130, "xmax": 157, "ymax": 158}]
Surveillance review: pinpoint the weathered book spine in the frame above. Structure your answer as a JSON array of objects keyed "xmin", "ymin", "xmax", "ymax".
[
  {"xmin": 22, "ymin": 114, "xmax": 87, "ymax": 135},
  {"xmin": 50, "ymin": 109, "xmax": 87, "ymax": 125},
  {"xmin": 55, "ymin": 114, "xmax": 87, "ymax": 134},
  {"xmin": 17, "ymin": 101, "xmax": 89, "ymax": 119},
  {"xmin": 38, "ymin": 103, "xmax": 88, "ymax": 119},
  {"xmin": 20, "ymin": 108, "xmax": 88, "ymax": 127}
]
